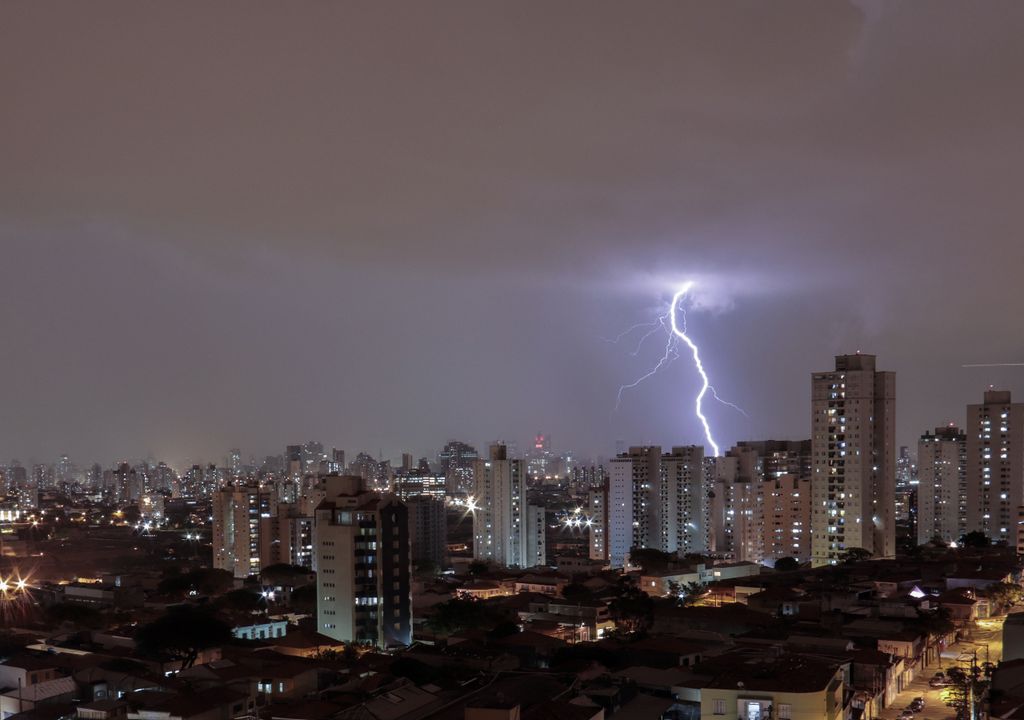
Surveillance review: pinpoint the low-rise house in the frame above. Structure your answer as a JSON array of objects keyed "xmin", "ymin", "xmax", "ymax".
[
  {"xmin": 746, "ymin": 587, "xmax": 807, "ymax": 617},
  {"xmin": 1005, "ymin": 612, "xmax": 1024, "ymax": 662},
  {"xmin": 512, "ymin": 574, "xmax": 570, "ymax": 596},
  {"xmin": 456, "ymin": 581, "xmax": 510, "ymax": 600},
  {"xmin": 232, "ymin": 620, "xmax": 289, "ymax": 641},
  {"xmin": 518, "ymin": 598, "xmax": 614, "ymax": 642},
  {"xmin": 126, "ymin": 686, "xmax": 251, "ymax": 720},
  {"xmin": 946, "ymin": 564, "xmax": 1014, "ymax": 591},
  {"xmin": 0, "ymin": 656, "xmax": 61, "ymax": 690},
  {"xmin": 78, "ymin": 698, "xmax": 130, "ymax": 720},
  {"xmin": 0, "ymin": 676, "xmax": 77, "ymax": 718},
  {"xmin": 684, "ymin": 651, "xmax": 850, "ymax": 720},
  {"xmin": 938, "ymin": 587, "xmax": 989, "ymax": 622},
  {"xmin": 639, "ymin": 569, "xmax": 702, "ymax": 597},
  {"xmin": 849, "ymin": 647, "xmax": 903, "ymax": 713}
]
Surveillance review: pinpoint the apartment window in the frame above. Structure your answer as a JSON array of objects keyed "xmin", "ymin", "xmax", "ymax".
[
  {"xmin": 713, "ymin": 699, "xmax": 725, "ymax": 715},
  {"xmin": 778, "ymin": 704, "xmax": 792, "ymax": 719}
]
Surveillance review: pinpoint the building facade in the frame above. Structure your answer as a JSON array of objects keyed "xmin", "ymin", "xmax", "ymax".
[
  {"xmin": 917, "ymin": 425, "xmax": 967, "ymax": 545},
  {"xmin": 314, "ymin": 475, "xmax": 412, "ymax": 647},
  {"xmin": 966, "ymin": 390, "xmax": 1024, "ymax": 540},
  {"xmin": 213, "ymin": 483, "xmax": 277, "ymax": 579},
  {"xmin": 811, "ymin": 354, "xmax": 896, "ymax": 566},
  {"xmin": 472, "ymin": 445, "xmax": 546, "ymax": 568}
]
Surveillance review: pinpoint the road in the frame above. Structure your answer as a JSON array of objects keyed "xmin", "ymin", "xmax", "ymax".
[{"xmin": 875, "ymin": 616, "xmax": 1005, "ymax": 720}]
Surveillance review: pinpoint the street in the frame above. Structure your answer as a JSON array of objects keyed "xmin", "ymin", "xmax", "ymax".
[{"xmin": 875, "ymin": 616, "xmax": 1005, "ymax": 720}]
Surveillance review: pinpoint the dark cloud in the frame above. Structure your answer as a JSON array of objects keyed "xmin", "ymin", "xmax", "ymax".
[{"xmin": 1, "ymin": 1, "xmax": 1022, "ymax": 466}]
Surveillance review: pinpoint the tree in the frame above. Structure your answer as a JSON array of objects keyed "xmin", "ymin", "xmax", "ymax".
[
  {"xmin": 289, "ymin": 583, "xmax": 316, "ymax": 614},
  {"xmin": 916, "ymin": 607, "xmax": 955, "ymax": 667},
  {"xmin": 960, "ymin": 531, "xmax": 991, "ymax": 549},
  {"xmin": 608, "ymin": 575, "xmax": 653, "ymax": 635},
  {"xmin": 628, "ymin": 548, "xmax": 674, "ymax": 572},
  {"xmin": 679, "ymin": 581, "xmax": 708, "ymax": 607},
  {"xmin": 467, "ymin": 560, "xmax": 489, "ymax": 577},
  {"xmin": 215, "ymin": 588, "xmax": 264, "ymax": 615},
  {"xmin": 425, "ymin": 598, "xmax": 488, "ymax": 635},
  {"xmin": 135, "ymin": 607, "xmax": 232, "ymax": 670},
  {"xmin": 840, "ymin": 547, "xmax": 872, "ymax": 564},
  {"xmin": 260, "ymin": 564, "xmax": 312, "ymax": 587},
  {"xmin": 984, "ymin": 582, "xmax": 1024, "ymax": 613},
  {"xmin": 774, "ymin": 557, "xmax": 800, "ymax": 572}
]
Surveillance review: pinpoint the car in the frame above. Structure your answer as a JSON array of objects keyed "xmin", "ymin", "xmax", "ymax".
[
  {"xmin": 899, "ymin": 711, "xmax": 915, "ymax": 720},
  {"xmin": 911, "ymin": 698, "xmax": 925, "ymax": 711},
  {"xmin": 929, "ymin": 677, "xmax": 947, "ymax": 688},
  {"xmin": 933, "ymin": 671, "xmax": 946, "ymax": 679}
]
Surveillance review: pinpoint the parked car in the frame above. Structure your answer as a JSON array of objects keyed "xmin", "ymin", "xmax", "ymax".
[
  {"xmin": 911, "ymin": 697, "xmax": 925, "ymax": 711},
  {"xmin": 899, "ymin": 710, "xmax": 915, "ymax": 720},
  {"xmin": 929, "ymin": 677, "xmax": 947, "ymax": 688}
]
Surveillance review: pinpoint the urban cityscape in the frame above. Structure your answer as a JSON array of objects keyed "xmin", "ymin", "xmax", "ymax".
[{"xmin": 2, "ymin": 4, "xmax": 1023, "ymax": 720}]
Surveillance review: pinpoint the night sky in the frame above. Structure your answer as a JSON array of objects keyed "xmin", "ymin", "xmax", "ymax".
[{"xmin": 2, "ymin": 2, "xmax": 1023, "ymax": 467}]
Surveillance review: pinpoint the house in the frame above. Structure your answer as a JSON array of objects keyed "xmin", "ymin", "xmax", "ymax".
[
  {"xmin": 0, "ymin": 656, "xmax": 61, "ymax": 690},
  {"xmin": 512, "ymin": 574, "xmax": 570, "ymax": 597},
  {"xmin": 126, "ymin": 687, "xmax": 250, "ymax": 720},
  {"xmin": 0, "ymin": 676, "xmax": 78, "ymax": 718},
  {"xmin": 232, "ymin": 620, "xmax": 289, "ymax": 641},
  {"xmin": 456, "ymin": 581, "xmax": 510, "ymax": 600},
  {"xmin": 684, "ymin": 651, "xmax": 849, "ymax": 720},
  {"xmin": 938, "ymin": 588, "xmax": 989, "ymax": 622},
  {"xmin": 77, "ymin": 698, "xmax": 130, "ymax": 720}
]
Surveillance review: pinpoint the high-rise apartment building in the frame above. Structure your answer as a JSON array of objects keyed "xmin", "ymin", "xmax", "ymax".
[
  {"xmin": 213, "ymin": 483, "xmax": 278, "ymax": 579},
  {"xmin": 472, "ymin": 444, "xmax": 546, "ymax": 568},
  {"xmin": 710, "ymin": 447, "xmax": 764, "ymax": 563},
  {"xmin": 603, "ymin": 446, "xmax": 708, "ymax": 567},
  {"xmin": 314, "ymin": 475, "xmax": 411, "ymax": 647},
  {"xmin": 259, "ymin": 504, "xmax": 316, "ymax": 571},
  {"xmin": 393, "ymin": 466, "xmax": 447, "ymax": 568},
  {"xmin": 709, "ymin": 441, "xmax": 812, "ymax": 564},
  {"xmin": 438, "ymin": 440, "xmax": 479, "ymax": 495},
  {"xmin": 661, "ymin": 446, "xmax": 710, "ymax": 556},
  {"xmin": 917, "ymin": 425, "xmax": 967, "ymax": 545},
  {"xmin": 966, "ymin": 390, "xmax": 1024, "ymax": 540},
  {"xmin": 588, "ymin": 483, "xmax": 609, "ymax": 563},
  {"xmin": 393, "ymin": 467, "xmax": 446, "ymax": 501},
  {"xmin": 811, "ymin": 354, "xmax": 895, "ymax": 566}
]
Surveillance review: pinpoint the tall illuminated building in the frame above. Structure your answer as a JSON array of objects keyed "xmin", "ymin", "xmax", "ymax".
[
  {"xmin": 213, "ymin": 483, "xmax": 278, "ymax": 579},
  {"xmin": 917, "ymin": 425, "xmax": 967, "ymax": 545},
  {"xmin": 228, "ymin": 449, "xmax": 242, "ymax": 478},
  {"xmin": 708, "ymin": 441, "xmax": 811, "ymax": 564},
  {"xmin": 710, "ymin": 447, "xmax": 764, "ymax": 563},
  {"xmin": 472, "ymin": 444, "xmax": 545, "ymax": 568},
  {"xmin": 604, "ymin": 446, "xmax": 708, "ymax": 568},
  {"xmin": 438, "ymin": 440, "xmax": 478, "ymax": 495},
  {"xmin": 393, "ymin": 464, "xmax": 447, "ymax": 568},
  {"xmin": 588, "ymin": 482, "xmax": 608, "ymax": 562},
  {"xmin": 314, "ymin": 475, "xmax": 411, "ymax": 647},
  {"xmin": 810, "ymin": 354, "xmax": 895, "ymax": 566},
  {"xmin": 966, "ymin": 390, "xmax": 1024, "ymax": 540}
]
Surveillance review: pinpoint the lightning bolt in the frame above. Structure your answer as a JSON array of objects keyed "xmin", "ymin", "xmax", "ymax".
[
  {"xmin": 612, "ymin": 281, "xmax": 741, "ymax": 457},
  {"xmin": 669, "ymin": 282, "xmax": 720, "ymax": 456}
]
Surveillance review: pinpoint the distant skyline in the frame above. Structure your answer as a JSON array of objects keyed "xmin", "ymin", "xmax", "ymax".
[{"xmin": 2, "ymin": 2, "xmax": 1022, "ymax": 466}]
